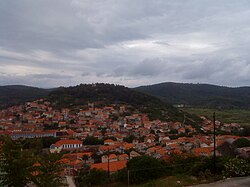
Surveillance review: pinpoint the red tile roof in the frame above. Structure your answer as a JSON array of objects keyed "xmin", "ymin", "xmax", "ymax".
[
  {"xmin": 91, "ymin": 160, "xmax": 127, "ymax": 172},
  {"xmin": 192, "ymin": 147, "xmax": 214, "ymax": 156},
  {"xmin": 109, "ymin": 154, "xmax": 117, "ymax": 159},
  {"xmin": 104, "ymin": 139, "xmax": 115, "ymax": 143},
  {"xmin": 55, "ymin": 139, "xmax": 82, "ymax": 147},
  {"xmin": 63, "ymin": 152, "xmax": 92, "ymax": 160}
]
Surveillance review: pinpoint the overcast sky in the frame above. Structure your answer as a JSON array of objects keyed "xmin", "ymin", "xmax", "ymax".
[{"xmin": 1, "ymin": 0, "xmax": 250, "ymax": 88}]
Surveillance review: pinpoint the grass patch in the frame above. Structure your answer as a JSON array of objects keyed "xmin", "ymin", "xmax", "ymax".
[
  {"xmin": 181, "ymin": 108, "xmax": 250, "ymax": 126},
  {"xmin": 132, "ymin": 175, "xmax": 198, "ymax": 187},
  {"xmin": 110, "ymin": 175, "xmax": 216, "ymax": 187}
]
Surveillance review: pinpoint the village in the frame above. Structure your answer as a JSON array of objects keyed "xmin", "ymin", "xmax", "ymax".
[{"xmin": 0, "ymin": 99, "xmax": 248, "ymax": 176}]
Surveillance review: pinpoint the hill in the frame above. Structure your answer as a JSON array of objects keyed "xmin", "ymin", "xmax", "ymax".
[
  {"xmin": 135, "ymin": 82, "xmax": 250, "ymax": 109},
  {"xmin": 0, "ymin": 85, "xmax": 52, "ymax": 109},
  {"xmin": 48, "ymin": 83, "xmax": 202, "ymax": 125}
]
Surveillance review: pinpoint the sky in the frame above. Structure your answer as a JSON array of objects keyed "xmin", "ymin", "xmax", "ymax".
[{"xmin": 1, "ymin": 0, "xmax": 250, "ymax": 88}]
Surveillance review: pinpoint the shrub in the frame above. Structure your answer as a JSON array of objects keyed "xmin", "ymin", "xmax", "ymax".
[
  {"xmin": 232, "ymin": 138, "xmax": 250, "ymax": 148},
  {"xmin": 223, "ymin": 158, "xmax": 250, "ymax": 177},
  {"xmin": 117, "ymin": 156, "xmax": 169, "ymax": 184},
  {"xmin": 75, "ymin": 168, "xmax": 109, "ymax": 187}
]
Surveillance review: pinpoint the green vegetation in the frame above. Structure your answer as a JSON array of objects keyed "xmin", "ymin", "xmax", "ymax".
[
  {"xmin": 114, "ymin": 155, "xmax": 234, "ymax": 186},
  {"xmin": 224, "ymin": 158, "xmax": 250, "ymax": 177},
  {"xmin": 21, "ymin": 136, "xmax": 60, "ymax": 149},
  {"xmin": 232, "ymin": 138, "xmax": 250, "ymax": 148},
  {"xmin": 2, "ymin": 135, "xmax": 250, "ymax": 187},
  {"xmin": 0, "ymin": 135, "xmax": 65, "ymax": 187},
  {"xmin": 83, "ymin": 136, "xmax": 104, "ymax": 145},
  {"xmin": 49, "ymin": 83, "xmax": 202, "ymax": 125},
  {"xmin": 125, "ymin": 175, "xmax": 212, "ymax": 187},
  {"xmin": 88, "ymin": 154, "xmax": 247, "ymax": 187},
  {"xmin": 135, "ymin": 82, "xmax": 250, "ymax": 109},
  {"xmin": 0, "ymin": 85, "xmax": 52, "ymax": 109},
  {"xmin": 43, "ymin": 123, "xmax": 59, "ymax": 130},
  {"xmin": 31, "ymin": 154, "xmax": 66, "ymax": 187},
  {"xmin": 123, "ymin": 135, "xmax": 136, "ymax": 143},
  {"xmin": 181, "ymin": 108, "xmax": 250, "ymax": 126},
  {"xmin": 2, "ymin": 82, "xmax": 250, "ymax": 111},
  {"xmin": 75, "ymin": 168, "xmax": 109, "ymax": 186},
  {"xmin": 117, "ymin": 156, "xmax": 167, "ymax": 184},
  {"xmin": 0, "ymin": 136, "xmax": 33, "ymax": 187}
]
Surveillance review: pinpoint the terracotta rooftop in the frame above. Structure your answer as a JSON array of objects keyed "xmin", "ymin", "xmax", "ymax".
[
  {"xmin": 91, "ymin": 160, "xmax": 127, "ymax": 172},
  {"xmin": 55, "ymin": 139, "xmax": 82, "ymax": 147}
]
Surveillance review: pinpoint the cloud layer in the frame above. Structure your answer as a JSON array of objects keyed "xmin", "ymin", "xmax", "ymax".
[{"xmin": 1, "ymin": 0, "xmax": 250, "ymax": 87}]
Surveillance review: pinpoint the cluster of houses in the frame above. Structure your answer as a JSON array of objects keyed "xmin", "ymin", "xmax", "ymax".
[{"xmin": 0, "ymin": 99, "xmax": 249, "ymax": 176}]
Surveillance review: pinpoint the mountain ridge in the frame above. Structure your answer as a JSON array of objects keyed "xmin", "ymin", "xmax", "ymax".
[
  {"xmin": 135, "ymin": 82, "xmax": 250, "ymax": 109},
  {"xmin": 0, "ymin": 84, "xmax": 202, "ymax": 126},
  {"xmin": 47, "ymin": 83, "xmax": 202, "ymax": 125},
  {"xmin": 0, "ymin": 85, "xmax": 52, "ymax": 109},
  {"xmin": 1, "ymin": 82, "xmax": 250, "ymax": 109}
]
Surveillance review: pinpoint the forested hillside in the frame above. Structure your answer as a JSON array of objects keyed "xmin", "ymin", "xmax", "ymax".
[
  {"xmin": 135, "ymin": 82, "xmax": 250, "ymax": 109},
  {"xmin": 49, "ymin": 83, "xmax": 202, "ymax": 125},
  {"xmin": 0, "ymin": 85, "xmax": 52, "ymax": 109}
]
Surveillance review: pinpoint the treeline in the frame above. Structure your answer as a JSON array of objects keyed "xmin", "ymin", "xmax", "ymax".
[{"xmin": 135, "ymin": 82, "xmax": 250, "ymax": 109}]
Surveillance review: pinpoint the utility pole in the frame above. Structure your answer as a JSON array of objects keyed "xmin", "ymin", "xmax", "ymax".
[
  {"xmin": 182, "ymin": 113, "xmax": 186, "ymax": 127},
  {"xmin": 213, "ymin": 112, "xmax": 216, "ymax": 173},
  {"xmin": 108, "ymin": 149, "xmax": 110, "ymax": 177},
  {"xmin": 127, "ymin": 169, "xmax": 130, "ymax": 187}
]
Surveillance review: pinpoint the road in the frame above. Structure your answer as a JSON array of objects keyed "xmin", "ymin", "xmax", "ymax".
[
  {"xmin": 190, "ymin": 177, "xmax": 250, "ymax": 187},
  {"xmin": 66, "ymin": 176, "xmax": 76, "ymax": 187}
]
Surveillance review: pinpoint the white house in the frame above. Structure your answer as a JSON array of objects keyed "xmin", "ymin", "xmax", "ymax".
[{"xmin": 50, "ymin": 139, "xmax": 83, "ymax": 153}]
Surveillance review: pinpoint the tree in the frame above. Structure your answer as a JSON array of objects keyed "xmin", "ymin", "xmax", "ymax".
[
  {"xmin": 41, "ymin": 137, "xmax": 60, "ymax": 148},
  {"xmin": 169, "ymin": 129, "xmax": 178, "ymax": 134},
  {"xmin": 118, "ymin": 155, "xmax": 167, "ymax": 184},
  {"xmin": 100, "ymin": 127, "xmax": 107, "ymax": 135},
  {"xmin": 82, "ymin": 154, "xmax": 89, "ymax": 165},
  {"xmin": 83, "ymin": 136, "xmax": 103, "ymax": 145},
  {"xmin": 43, "ymin": 123, "xmax": 59, "ymax": 130},
  {"xmin": 241, "ymin": 126, "xmax": 250, "ymax": 136},
  {"xmin": 31, "ymin": 153, "xmax": 66, "ymax": 187},
  {"xmin": 217, "ymin": 141, "xmax": 236, "ymax": 157},
  {"xmin": 150, "ymin": 130, "xmax": 155, "ymax": 135},
  {"xmin": 123, "ymin": 135, "xmax": 136, "ymax": 143},
  {"xmin": 75, "ymin": 168, "xmax": 109, "ymax": 187},
  {"xmin": 0, "ymin": 135, "xmax": 34, "ymax": 187},
  {"xmin": 91, "ymin": 152, "xmax": 102, "ymax": 163},
  {"xmin": 20, "ymin": 137, "xmax": 60, "ymax": 150},
  {"xmin": 21, "ymin": 138, "xmax": 43, "ymax": 154},
  {"xmin": 232, "ymin": 138, "xmax": 250, "ymax": 148}
]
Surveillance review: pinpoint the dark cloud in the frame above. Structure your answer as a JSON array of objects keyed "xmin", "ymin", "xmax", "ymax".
[
  {"xmin": 130, "ymin": 58, "xmax": 167, "ymax": 77},
  {"xmin": 0, "ymin": 0, "xmax": 250, "ymax": 87},
  {"xmin": 81, "ymin": 72, "xmax": 91, "ymax": 77},
  {"xmin": 30, "ymin": 74, "xmax": 73, "ymax": 79}
]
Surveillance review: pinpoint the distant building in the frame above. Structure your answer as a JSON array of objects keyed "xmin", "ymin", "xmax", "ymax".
[
  {"xmin": 50, "ymin": 139, "xmax": 83, "ymax": 153},
  {"xmin": 173, "ymin": 104, "xmax": 185, "ymax": 108},
  {"xmin": 0, "ymin": 131, "xmax": 57, "ymax": 140}
]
